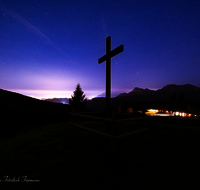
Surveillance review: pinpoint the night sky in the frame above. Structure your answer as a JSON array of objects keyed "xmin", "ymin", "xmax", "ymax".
[{"xmin": 1, "ymin": 0, "xmax": 200, "ymax": 99}]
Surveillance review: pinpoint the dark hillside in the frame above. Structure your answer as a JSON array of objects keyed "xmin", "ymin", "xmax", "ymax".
[{"xmin": 0, "ymin": 89, "xmax": 71, "ymax": 140}]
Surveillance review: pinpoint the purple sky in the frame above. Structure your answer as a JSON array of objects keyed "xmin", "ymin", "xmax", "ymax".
[{"xmin": 1, "ymin": 0, "xmax": 200, "ymax": 99}]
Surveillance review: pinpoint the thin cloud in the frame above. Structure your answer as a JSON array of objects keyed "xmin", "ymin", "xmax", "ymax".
[{"xmin": 0, "ymin": 3, "xmax": 71, "ymax": 59}]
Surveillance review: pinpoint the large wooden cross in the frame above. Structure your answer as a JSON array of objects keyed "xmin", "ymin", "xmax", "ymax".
[{"xmin": 98, "ymin": 36, "xmax": 124, "ymax": 114}]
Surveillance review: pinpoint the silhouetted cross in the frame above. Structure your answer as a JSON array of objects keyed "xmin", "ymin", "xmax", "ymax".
[{"xmin": 98, "ymin": 36, "xmax": 124, "ymax": 114}]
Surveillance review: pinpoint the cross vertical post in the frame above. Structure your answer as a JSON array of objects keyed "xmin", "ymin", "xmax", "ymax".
[
  {"xmin": 106, "ymin": 36, "xmax": 111, "ymax": 114},
  {"xmin": 98, "ymin": 36, "xmax": 124, "ymax": 116}
]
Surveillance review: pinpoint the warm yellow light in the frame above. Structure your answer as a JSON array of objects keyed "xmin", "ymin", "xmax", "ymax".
[
  {"xmin": 145, "ymin": 109, "xmax": 159, "ymax": 116},
  {"xmin": 147, "ymin": 109, "xmax": 159, "ymax": 113},
  {"xmin": 182, "ymin": 113, "xmax": 186, "ymax": 117}
]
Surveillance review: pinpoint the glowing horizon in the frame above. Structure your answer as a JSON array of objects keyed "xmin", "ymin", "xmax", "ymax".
[{"xmin": 5, "ymin": 89, "xmax": 105, "ymax": 100}]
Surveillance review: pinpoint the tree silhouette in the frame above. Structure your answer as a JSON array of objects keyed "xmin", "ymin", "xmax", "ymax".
[{"xmin": 69, "ymin": 83, "xmax": 87, "ymax": 112}]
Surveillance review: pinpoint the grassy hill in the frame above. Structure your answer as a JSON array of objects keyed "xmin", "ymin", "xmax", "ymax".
[{"xmin": 0, "ymin": 116, "xmax": 200, "ymax": 188}]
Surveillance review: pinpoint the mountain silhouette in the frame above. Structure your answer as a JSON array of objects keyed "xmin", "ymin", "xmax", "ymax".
[
  {"xmin": 87, "ymin": 84, "xmax": 200, "ymax": 112},
  {"xmin": 116, "ymin": 84, "xmax": 200, "ymax": 101},
  {"xmin": 96, "ymin": 91, "xmax": 122, "ymax": 98}
]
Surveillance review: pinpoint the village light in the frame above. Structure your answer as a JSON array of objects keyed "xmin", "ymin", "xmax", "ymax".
[
  {"xmin": 145, "ymin": 109, "xmax": 159, "ymax": 116},
  {"xmin": 148, "ymin": 109, "xmax": 159, "ymax": 113},
  {"xmin": 146, "ymin": 109, "xmax": 195, "ymax": 117}
]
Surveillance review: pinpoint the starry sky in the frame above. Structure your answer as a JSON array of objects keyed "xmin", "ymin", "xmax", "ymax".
[{"xmin": 1, "ymin": 0, "xmax": 200, "ymax": 99}]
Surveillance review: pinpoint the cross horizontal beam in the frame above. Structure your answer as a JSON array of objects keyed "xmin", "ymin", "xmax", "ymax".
[{"xmin": 98, "ymin": 44, "xmax": 124, "ymax": 64}]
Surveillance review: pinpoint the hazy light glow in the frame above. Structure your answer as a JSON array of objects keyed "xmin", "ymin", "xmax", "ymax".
[{"xmin": 9, "ymin": 89, "xmax": 104, "ymax": 100}]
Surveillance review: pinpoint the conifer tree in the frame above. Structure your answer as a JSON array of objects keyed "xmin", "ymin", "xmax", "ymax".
[{"xmin": 69, "ymin": 83, "xmax": 87, "ymax": 112}]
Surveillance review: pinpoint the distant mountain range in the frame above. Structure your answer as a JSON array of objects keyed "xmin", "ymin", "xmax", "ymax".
[
  {"xmin": 43, "ymin": 84, "xmax": 200, "ymax": 104},
  {"xmin": 86, "ymin": 84, "xmax": 200, "ymax": 112},
  {"xmin": 116, "ymin": 84, "xmax": 200, "ymax": 101},
  {"xmin": 96, "ymin": 91, "xmax": 122, "ymax": 98},
  {"xmin": 1, "ymin": 83, "xmax": 200, "ymax": 114},
  {"xmin": 43, "ymin": 98, "xmax": 69, "ymax": 104}
]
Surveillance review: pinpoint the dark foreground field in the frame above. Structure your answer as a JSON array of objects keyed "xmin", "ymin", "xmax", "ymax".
[{"xmin": 0, "ymin": 116, "xmax": 200, "ymax": 188}]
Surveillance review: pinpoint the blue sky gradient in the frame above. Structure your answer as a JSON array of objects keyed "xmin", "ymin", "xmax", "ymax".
[{"xmin": 0, "ymin": 0, "xmax": 200, "ymax": 99}]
